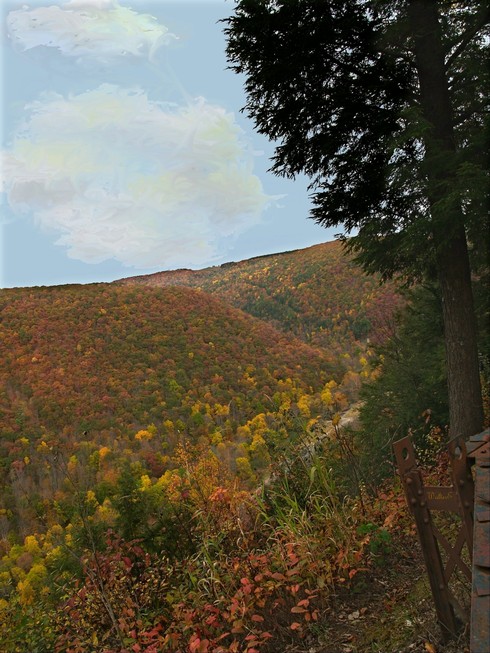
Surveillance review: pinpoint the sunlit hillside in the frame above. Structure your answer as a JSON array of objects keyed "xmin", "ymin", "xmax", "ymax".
[
  {"xmin": 118, "ymin": 240, "xmax": 402, "ymax": 355},
  {"xmin": 0, "ymin": 247, "xmax": 417, "ymax": 653},
  {"xmin": 0, "ymin": 283, "xmax": 335, "ymax": 438}
]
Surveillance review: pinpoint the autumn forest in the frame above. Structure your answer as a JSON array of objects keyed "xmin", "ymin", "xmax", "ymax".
[{"xmin": 2, "ymin": 236, "xmax": 487, "ymax": 652}]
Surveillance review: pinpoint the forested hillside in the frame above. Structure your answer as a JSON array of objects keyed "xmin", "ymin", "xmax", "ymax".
[
  {"xmin": 0, "ymin": 283, "xmax": 335, "ymax": 439},
  {"xmin": 0, "ymin": 245, "xmax": 411, "ymax": 652},
  {"xmin": 1, "ymin": 0, "xmax": 487, "ymax": 647},
  {"xmin": 118, "ymin": 240, "xmax": 402, "ymax": 354}
]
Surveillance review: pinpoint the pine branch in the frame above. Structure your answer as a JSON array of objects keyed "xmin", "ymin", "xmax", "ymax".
[{"xmin": 445, "ymin": 4, "xmax": 490, "ymax": 71}]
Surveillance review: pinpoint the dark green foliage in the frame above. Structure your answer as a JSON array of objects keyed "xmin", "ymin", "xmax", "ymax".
[
  {"xmin": 224, "ymin": 0, "xmax": 489, "ymax": 280},
  {"xmin": 224, "ymin": 0, "xmax": 489, "ymax": 442},
  {"xmin": 358, "ymin": 286, "xmax": 448, "ymax": 481},
  {"xmin": 224, "ymin": 2, "xmax": 412, "ymax": 259}
]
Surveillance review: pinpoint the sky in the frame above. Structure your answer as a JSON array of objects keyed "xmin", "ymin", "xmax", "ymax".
[{"xmin": 1, "ymin": 0, "xmax": 336, "ymax": 288}]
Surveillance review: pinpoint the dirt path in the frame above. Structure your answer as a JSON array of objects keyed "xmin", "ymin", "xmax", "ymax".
[{"xmin": 290, "ymin": 543, "xmax": 470, "ymax": 653}]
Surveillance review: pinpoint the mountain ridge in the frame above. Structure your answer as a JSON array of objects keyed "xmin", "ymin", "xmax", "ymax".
[{"xmin": 116, "ymin": 239, "xmax": 402, "ymax": 353}]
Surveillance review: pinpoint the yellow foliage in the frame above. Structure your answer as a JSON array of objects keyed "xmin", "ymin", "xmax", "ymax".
[
  {"xmin": 307, "ymin": 417, "xmax": 318, "ymax": 430},
  {"xmin": 280, "ymin": 396, "xmax": 292, "ymax": 412},
  {"xmin": 297, "ymin": 394, "xmax": 311, "ymax": 417},
  {"xmin": 99, "ymin": 446, "xmax": 111, "ymax": 459},
  {"xmin": 47, "ymin": 524, "xmax": 63, "ymax": 539},
  {"xmin": 236, "ymin": 425, "xmax": 251, "ymax": 440},
  {"xmin": 28, "ymin": 562, "xmax": 47, "ymax": 582},
  {"xmin": 86, "ymin": 490, "xmax": 98, "ymax": 506},
  {"xmin": 156, "ymin": 470, "xmax": 183, "ymax": 503},
  {"xmin": 248, "ymin": 413, "xmax": 267, "ymax": 432},
  {"xmin": 249, "ymin": 433, "xmax": 266, "ymax": 453},
  {"xmin": 321, "ymin": 387, "xmax": 333, "ymax": 406},
  {"xmin": 17, "ymin": 579, "xmax": 33, "ymax": 606},
  {"xmin": 214, "ymin": 403, "xmax": 230, "ymax": 417},
  {"xmin": 45, "ymin": 546, "xmax": 63, "ymax": 564},
  {"xmin": 24, "ymin": 535, "xmax": 41, "ymax": 556},
  {"xmin": 243, "ymin": 372, "xmax": 257, "ymax": 387},
  {"xmin": 147, "ymin": 423, "xmax": 158, "ymax": 437},
  {"xmin": 191, "ymin": 402, "xmax": 202, "ymax": 416},
  {"xmin": 18, "ymin": 563, "xmax": 47, "ymax": 606},
  {"xmin": 210, "ymin": 430, "xmax": 223, "ymax": 445},
  {"xmin": 189, "ymin": 452, "xmax": 221, "ymax": 503},
  {"xmin": 135, "ymin": 429, "xmax": 153, "ymax": 441},
  {"xmin": 9, "ymin": 566, "xmax": 25, "ymax": 583},
  {"xmin": 95, "ymin": 498, "xmax": 117, "ymax": 525},
  {"xmin": 235, "ymin": 456, "xmax": 256, "ymax": 483},
  {"xmin": 139, "ymin": 474, "xmax": 152, "ymax": 490}
]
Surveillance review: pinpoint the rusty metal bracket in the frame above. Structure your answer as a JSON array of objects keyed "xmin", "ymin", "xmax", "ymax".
[
  {"xmin": 394, "ymin": 430, "xmax": 490, "ymax": 651},
  {"xmin": 466, "ymin": 428, "xmax": 490, "ymax": 653},
  {"xmin": 393, "ymin": 436, "xmax": 466, "ymax": 639}
]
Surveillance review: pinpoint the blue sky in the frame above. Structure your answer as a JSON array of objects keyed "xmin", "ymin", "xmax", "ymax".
[{"xmin": 1, "ymin": 0, "xmax": 335, "ymax": 288}]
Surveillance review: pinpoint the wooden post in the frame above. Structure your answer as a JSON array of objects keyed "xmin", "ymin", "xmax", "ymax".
[{"xmin": 394, "ymin": 436, "xmax": 459, "ymax": 639}]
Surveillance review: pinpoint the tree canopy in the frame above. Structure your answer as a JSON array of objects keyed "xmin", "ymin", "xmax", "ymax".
[
  {"xmin": 224, "ymin": 0, "xmax": 488, "ymax": 278},
  {"xmin": 224, "ymin": 0, "xmax": 489, "ymax": 440}
]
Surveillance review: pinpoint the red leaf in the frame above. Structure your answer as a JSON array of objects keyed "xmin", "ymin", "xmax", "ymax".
[
  {"xmin": 199, "ymin": 639, "xmax": 210, "ymax": 652},
  {"xmin": 251, "ymin": 614, "xmax": 264, "ymax": 622}
]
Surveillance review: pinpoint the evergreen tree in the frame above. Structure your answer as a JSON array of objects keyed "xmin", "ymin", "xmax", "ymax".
[
  {"xmin": 224, "ymin": 0, "xmax": 489, "ymax": 441},
  {"xmin": 358, "ymin": 285, "xmax": 447, "ymax": 480}
]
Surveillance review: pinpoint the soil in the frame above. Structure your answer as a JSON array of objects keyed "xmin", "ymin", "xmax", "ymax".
[{"xmin": 295, "ymin": 535, "xmax": 471, "ymax": 653}]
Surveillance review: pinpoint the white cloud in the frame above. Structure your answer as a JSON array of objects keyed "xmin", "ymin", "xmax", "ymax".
[
  {"xmin": 2, "ymin": 85, "xmax": 270, "ymax": 268},
  {"xmin": 6, "ymin": 0, "xmax": 176, "ymax": 63}
]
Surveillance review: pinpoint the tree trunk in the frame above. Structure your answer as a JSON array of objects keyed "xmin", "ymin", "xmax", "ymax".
[{"xmin": 407, "ymin": 0, "xmax": 484, "ymax": 440}]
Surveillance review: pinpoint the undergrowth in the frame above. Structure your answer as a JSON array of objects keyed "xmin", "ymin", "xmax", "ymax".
[{"xmin": 0, "ymin": 433, "xmax": 407, "ymax": 653}]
